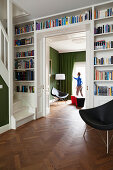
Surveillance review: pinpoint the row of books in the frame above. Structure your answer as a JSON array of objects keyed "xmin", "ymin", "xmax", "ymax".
[
  {"xmin": 94, "ymin": 56, "xmax": 113, "ymax": 65},
  {"xmin": 16, "ymin": 50, "xmax": 34, "ymax": 58},
  {"xmin": 94, "ymin": 40, "xmax": 113, "ymax": 50},
  {"xmin": 94, "ymin": 84, "xmax": 113, "ymax": 96},
  {"xmin": 15, "ymin": 71, "xmax": 34, "ymax": 81},
  {"xmin": 94, "ymin": 8, "xmax": 113, "ymax": 19},
  {"xmin": 14, "ymin": 37, "xmax": 34, "ymax": 46},
  {"xmin": 94, "ymin": 24, "xmax": 113, "ymax": 34},
  {"xmin": 15, "ymin": 24, "xmax": 34, "ymax": 35},
  {"xmin": 94, "ymin": 70, "xmax": 113, "ymax": 80},
  {"xmin": 15, "ymin": 59, "xmax": 34, "ymax": 69},
  {"xmin": 16, "ymin": 85, "xmax": 34, "ymax": 93},
  {"xmin": 36, "ymin": 9, "xmax": 92, "ymax": 30}
]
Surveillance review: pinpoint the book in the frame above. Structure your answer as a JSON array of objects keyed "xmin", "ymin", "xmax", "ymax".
[
  {"xmin": 15, "ymin": 23, "xmax": 34, "ymax": 35},
  {"xmin": 94, "ymin": 85, "xmax": 113, "ymax": 96},
  {"xmin": 36, "ymin": 9, "xmax": 92, "ymax": 30},
  {"xmin": 15, "ymin": 71, "xmax": 34, "ymax": 81}
]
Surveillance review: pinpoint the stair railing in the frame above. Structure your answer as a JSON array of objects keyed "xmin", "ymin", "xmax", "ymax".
[{"xmin": 0, "ymin": 21, "xmax": 9, "ymax": 70}]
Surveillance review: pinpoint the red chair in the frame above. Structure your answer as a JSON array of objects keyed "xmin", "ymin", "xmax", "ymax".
[{"xmin": 71, "ymin": 96, "xmax": 77, "ymax": 106}]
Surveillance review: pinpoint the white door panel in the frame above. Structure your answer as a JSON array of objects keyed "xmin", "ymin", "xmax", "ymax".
[
  {"xmin": 37, "ymin": 37, "xmax": 45, "ymax": 118},
  {"xmin": 45, "ymin": 38, "xmax": 50, "ymax": 115},
  {"xmin": 86, "ymin": 30, "xmax": 93, "ymax": 108}
]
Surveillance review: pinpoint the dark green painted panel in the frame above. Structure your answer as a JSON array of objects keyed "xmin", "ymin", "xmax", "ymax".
[
  {"xmin": 0, "ymin": 76, "xmax": 9, "ymax": 127},
  {"xmin": 50, "ymin": 47, "xmax": 59, "ymax": 100}
]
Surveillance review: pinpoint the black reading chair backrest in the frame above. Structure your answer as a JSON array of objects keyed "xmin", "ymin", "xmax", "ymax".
[
  {"xmin": 51, "ymin": 87, "xmax": 69, "ymax": 99},
  {"xmin": 51, "ymin": 87, "xmax": 59, "ymax": 97},
  {"xmin": 79, "ymin": 99, "xmax": 113, "ymax": 130}
]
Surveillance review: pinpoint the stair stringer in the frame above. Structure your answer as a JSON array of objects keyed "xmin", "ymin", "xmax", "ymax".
[{"xmin": 0, "ymin": 60, "xmax": 9, "ymax": 86}]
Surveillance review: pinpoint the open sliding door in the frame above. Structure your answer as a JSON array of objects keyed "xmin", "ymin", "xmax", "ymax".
[
  {"xmin": 36, "ymin": 36, "xmax": 46, "ymax": 118},
  {"xmin": 85, "ymin": 28, "xmax": 94, "ymax": 108},
  {"xmin": 45, "ymin": 38, "xmax": 50, "ymax": 115}
]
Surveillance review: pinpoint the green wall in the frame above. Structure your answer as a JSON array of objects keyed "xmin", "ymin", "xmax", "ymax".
[
  {"xmin": 0, "ymin": 76, "xmax": 9, "ymax": 127},
  {"xmin": 50, "ymin": 47, "xmax": 59, "ymax": 100}
]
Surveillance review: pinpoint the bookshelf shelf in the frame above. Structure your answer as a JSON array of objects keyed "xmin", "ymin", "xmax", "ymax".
[
  {"xmin": 14, "ymin": 81, "xmax": 34, "ymax": 83},
  {"xmin": 94, "ymin": 48, "xmax": 113, "ymax": 52},
  {"xmin": 94, "ymin": 64, "xmax": 113, "ymax": 67},
  {"xmin": 14, "ymin": 68, "xmax": 34, "ymax": 71},
  {"xmin": 94, "ymin": 32, "xmax": 113, "ymax": 37},
  {"xmin": 15, "ymin": 92, "xmax": 34, "ymax": 94},
  {"xmin": 94, "ymin": 15, "xmax": 113, "ymax": 21},
  {"xmin": 15, "ymin": 31, "xmax": 34, "ymax": 36},
  {"xmin": 15, "ymin": 56, "xmax": 34, "ymax": 60},
  {"xmin": 94, "ymin": 95, "xmax": 113, "ymax": 97},
  {"xmin": 94, "ymin": 80, "xmax": 113, "ymax": 82},
  {"xmin": 14, "ymin": 44, "xmax": 34, "ymax": 48}
]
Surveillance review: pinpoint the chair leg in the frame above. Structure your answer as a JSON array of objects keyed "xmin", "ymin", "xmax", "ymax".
[
  {"xmin": 84, "ymin": 129, "xmax": 112, "ymax": 154},
  {"xmin": 107, "ymin": 130, "xmax": 109, "ymax": 154},
  {"xmin": 83, "ymin": 126, "xmax": 94, "ymax": 137},
  {"xmin": 83, "ymin": 128, "xmax": 87, "ymax": 137}
]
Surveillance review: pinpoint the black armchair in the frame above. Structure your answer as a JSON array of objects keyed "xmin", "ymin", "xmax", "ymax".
[
  {"xmin": 51, "ymin": 87, "xmax": 69, "ymax": 101},
  {"xmin": 79, "ymin": 100, "xmax": 113, "ymax": 154}
]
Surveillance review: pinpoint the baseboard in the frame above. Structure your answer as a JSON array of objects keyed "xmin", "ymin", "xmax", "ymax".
[
  {"xmin": 49, "ymin": 99, "xmax": 56, "ymax": 104},
  {"xmin": 16, "ymin": 115, "xmax": 34, "ymax": 128},
  {"xmin": 46, "ymin": 108, "xmax": 50, "ymax": 116},
  {"xmin": 0, "ymin": 124, "xmax": 10, "ymax": 134}
]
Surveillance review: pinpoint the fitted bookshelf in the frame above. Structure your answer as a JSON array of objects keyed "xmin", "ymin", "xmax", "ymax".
[
  {"xmin": 35, "ymin": 7, "xmax": 92, "ymax": 31},
  {"xmin": 14, "ymin": 21, "xmax": 35, "ymax": 96},
  {"xmin": 93, "ymin": 1, "xmax": 113, "ymax": 106},
  {"xmin": 12, "ymin": 1, "xmax": 113, "ymax": 129}
]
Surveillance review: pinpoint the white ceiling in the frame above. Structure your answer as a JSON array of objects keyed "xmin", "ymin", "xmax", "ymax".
[
  {"xmin": 48, "ymin": 32, "xmax": 86, "ymax": 53},
  {"xmin": 13, "ymin": 0, "xmax": 108, "ymax": 23}
]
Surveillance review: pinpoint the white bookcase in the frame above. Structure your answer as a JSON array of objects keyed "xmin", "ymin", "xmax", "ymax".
[
  {"xmin": 35, "ymin": 7, "xmax": 92, "ymax": 31},
  {"xmin": 12, "ymin": 1, "xmax": 113, "ymax": 129},
  {"xmin": 93, "ymin": 1, "xmax": 113, "ymax": 107},
  {"xmin": 12, "ymin": 21, "xmax": 36, "ymax": 129},
  {"xmin": 14, "ymin": 21, "xmax": 35, "ymax": 94}
]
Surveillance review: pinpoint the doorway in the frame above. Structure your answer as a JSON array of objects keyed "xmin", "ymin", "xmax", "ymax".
[
  {"xmin": 36, "ymin": 22, "xmax": 93, "ymax": 118},
  {"xmin": 48, "ymin": 32, "xmax": 86, "ymax": 103}
]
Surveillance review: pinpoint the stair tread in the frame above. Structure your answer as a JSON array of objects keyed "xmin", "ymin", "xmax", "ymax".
[
  {"xmin": 13, "ymin": 106, "xmax": 28, "ymax": 114},
  {"xmin": 14, "ymin": 109, "xmax": 34, "ymax": 121},
  {"xmin": 13, "ymin": 99, "xmax": 21, "ymax": 104}
]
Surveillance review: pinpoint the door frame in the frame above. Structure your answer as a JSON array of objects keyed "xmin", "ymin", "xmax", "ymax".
[{"xmin": 36, "ymin": 21, "xmax": 94, "ymax": 117}]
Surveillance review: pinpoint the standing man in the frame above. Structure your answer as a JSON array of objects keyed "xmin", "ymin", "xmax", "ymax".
[{"xmin": 73, "ymin": 72, "xmax": 83, "ymax": 97}]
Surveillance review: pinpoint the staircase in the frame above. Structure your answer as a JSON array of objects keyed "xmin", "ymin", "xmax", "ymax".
[
  {"xmin": 11, "ymin": 99, "xmax": 36, "ymax": 129},
  {"xmin": 0, "ymin": 21, "xmax": 9, "ymax": 85},
  {"xmin": 0, "ymin": 20, "xmax": 10, "ymax": 131}
]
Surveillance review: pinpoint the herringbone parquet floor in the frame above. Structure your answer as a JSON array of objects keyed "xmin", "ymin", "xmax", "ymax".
[{"xmin": 0, "ymin": 101, "xmax": 113, "ymax": 170}]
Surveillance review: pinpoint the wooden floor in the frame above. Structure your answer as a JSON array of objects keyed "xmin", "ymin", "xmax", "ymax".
[{"xmin": 0, "ymin": 101, "xmax": 113, "ymax": 170}]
